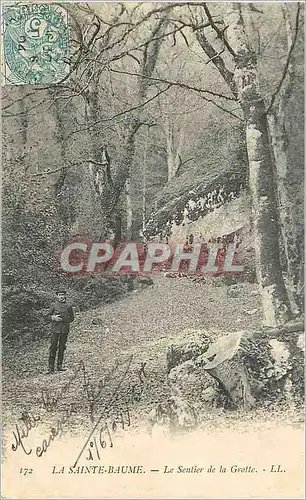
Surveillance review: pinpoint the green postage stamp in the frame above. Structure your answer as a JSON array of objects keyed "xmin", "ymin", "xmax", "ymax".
[{"xmin": 2, "ymin": 3, "xmax": 69, "ymax": 85}]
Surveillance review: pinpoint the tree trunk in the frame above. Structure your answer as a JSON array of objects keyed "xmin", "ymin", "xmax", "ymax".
[
  {"xmin": 114, "ymin": 210, "xmax": 123, "ymax": 246},
  {"xmin": 110, "ymin": 120, "xmax": 140, "ymax": 241},
  {"xmin": 125, "ymin": 177, "xmax": 133, "ymax": 239},
  {"xmin": 267, "ymin": 5, "xmax": 301, "ymax": 314},
  {"xmin": 15, "ymin": 87, "xmax": 29, "ymax": 203},
  {"xmin": 86, "ymin": 81, "xmax": 115, "ymax": 237},
  {"xmin": 86, "ymin": 16, "xmax": 168, "ymax": 240},
  {"xmin": 268, "ymin": 111, "xmax": 301, "ymax": 314},
  {"xmin": 224, "ymin": 3, "xmax": 292, "ymax": 326},
  {"xmin": 142, "ymin": 129, "xmax": 148, "ymax": 234},
  {"xmin": 165, "ymin": 120, "xmax": 176, "ymax": 182},
  {"xmin": 53, "ymin": 95, "xmax": 68, "ymax": 198},
  {"xmin": 86, "ymin": 86, "xmax": 139, "ymax": 241},
  {"xmin": 164, "ymin": 116, "xmax": 184, "ymax": 182}
]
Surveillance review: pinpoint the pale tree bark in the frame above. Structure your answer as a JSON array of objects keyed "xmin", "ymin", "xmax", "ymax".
[
  {"xmin": 52, "ymin": 95, "xmax": 69, "ymax": 199},
  {"xmin": 125, "ymin": 177, "xmax": 133, "ymax": 239},
  {"xmin": 221, "ymin": 3, "xmax": 292, "ymax": 326},
  {"xmin": 108, "ymin": 73, "xmax": 134, "ymax": 241},
  {"xmin": 164, "ymin": 115, "xmax": 185, "ymax": 182},
  {"xmin": 112, "ymin": 119, "xmax": 141, "ymax": 243},
  {"xmin": 157, "ymin": 57, "xmax": 189, "ymax": 183},
  {"xmin": 267, "ymin": 4, "xmax": 302, "ymax": 314},
  {"xmin": 165, "ymin": 116, "xmax": 177, "ymax": 181},
  {"xmin": 97, "ymin": 71, "xmax": 136, "ymax": 242},
  {"xmin": 196, "ymin": 3, "xmax": 293, "ymax": 326},
  {"xmin": 85, "ymin": 77, "xmax": 116, "ymax": 238},
  {"xmin": 142, "ymin": 127, "xmax": 149, "ymax": 234}
]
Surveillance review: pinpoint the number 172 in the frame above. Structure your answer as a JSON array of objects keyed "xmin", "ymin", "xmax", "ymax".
[{"xmin": 19, "ymin": 468, "xmax": 33, "ymax": 476}]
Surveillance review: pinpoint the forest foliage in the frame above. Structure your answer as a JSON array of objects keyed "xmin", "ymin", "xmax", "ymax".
[{"xmin": 2, "ymin": 2, "xmax": 304, "ymax": 338}]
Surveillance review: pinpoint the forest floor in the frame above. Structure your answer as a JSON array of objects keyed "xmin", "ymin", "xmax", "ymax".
[{"xmin": 2, "ymin": 275, "xmax": 304, "ymax": 440}]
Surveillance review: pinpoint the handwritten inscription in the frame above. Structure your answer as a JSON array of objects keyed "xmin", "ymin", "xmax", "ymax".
[
  {"xmin": 11, "ymin": 411, "xmax": 40, "ymax": 456},
  {"xmin": 86, "ymin": 408, "xmax": 131, "ymax": 461},
  {"xmin": 11, "ymin": 356, "xmax": 147, "ymax": 460},
  {"xmin": 41, "ymin": 361, "xmax": 85, "ymax": 412},
  {"xmin": 38, "ymin": 355, "xmax": 139, "ymax": 459},
  {"xmin": 74, "ymin": 355, "xmax": 135, "ymax": 466},
  {"xmin": 36, "ymin": 403, "xmax": 78, "ymax": 458}
]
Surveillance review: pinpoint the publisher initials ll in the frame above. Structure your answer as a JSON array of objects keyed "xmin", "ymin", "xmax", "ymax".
[{"xmin": 270, "ymin": 465, "xmax": 285, "ymax": 473}]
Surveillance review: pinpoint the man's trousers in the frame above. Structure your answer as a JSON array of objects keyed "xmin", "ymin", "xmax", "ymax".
[{"xmin": 48, "ymin": 331, "xmax": 68, "ymax": 371}]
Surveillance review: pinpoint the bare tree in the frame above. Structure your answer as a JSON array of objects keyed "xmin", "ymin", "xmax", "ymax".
[
  {"xmin": 267, "ymin": 4, "xmax": 303, "ymax": 314},
  {"xmin": 192, "ymin": 2, "xmax": 296, "ymax": 326},
  {"xmin": 83, "ymin": 11, "xmax": 171, "ymax": 240}
]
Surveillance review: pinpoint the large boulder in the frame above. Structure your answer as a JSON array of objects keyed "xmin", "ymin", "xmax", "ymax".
[
  {"xmin": 166, "ymin": 321, "xmax": 304, "ymax": 409},
  {"xmin": 166, "ymin": 328, "xmax": 213, "ymax": 373},
  {"xmin": 147, "ymin": 396, "xmax": 198, "ymax": 437}
]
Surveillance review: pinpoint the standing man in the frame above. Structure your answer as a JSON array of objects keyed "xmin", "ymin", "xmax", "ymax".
[{"xmin": 47, "ymin": 289, "xmax": 74, "ymax": 374}]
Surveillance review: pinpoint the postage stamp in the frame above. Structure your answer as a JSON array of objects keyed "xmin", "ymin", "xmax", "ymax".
[{"xmin": 1, "ymin": 3, "xmax": 69, "ymax": 85}]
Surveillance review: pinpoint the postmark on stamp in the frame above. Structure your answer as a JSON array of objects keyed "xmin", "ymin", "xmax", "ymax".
[{"xmin": 2, "ymin": 3, "xmax": 69, "ymax": 86}]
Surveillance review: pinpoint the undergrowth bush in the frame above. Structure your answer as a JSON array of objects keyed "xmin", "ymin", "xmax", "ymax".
[{"xmin": 2, "ymin": 274, "xmax": 151, "ymax": 343}]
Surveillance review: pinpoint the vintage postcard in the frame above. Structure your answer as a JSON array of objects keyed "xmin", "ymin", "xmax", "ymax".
[{"xmin": 1, "ymin": 1, "xmax": 305, "ymax": 499}]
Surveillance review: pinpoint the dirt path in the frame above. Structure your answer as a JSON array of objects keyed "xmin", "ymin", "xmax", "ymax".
[{"xmin": 3, "ymin": 277, "xmax": 262, "ymax": 424}]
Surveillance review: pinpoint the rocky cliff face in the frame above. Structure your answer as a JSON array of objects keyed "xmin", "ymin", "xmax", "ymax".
[
  {"xmin": 145, "ymin": 164, "xmax": 247, "ymax": 240},
  {"xmin": 144, "ymin": 164, "xmax": 255, "ymax": 279},
  {"xmin": 166, "ymin": 190, "xmax": 250, "ymax": 243}
]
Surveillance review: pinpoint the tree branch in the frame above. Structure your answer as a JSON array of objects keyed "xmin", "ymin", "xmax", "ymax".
[
  {"xmin": 203, "ymin": 3, "xmax": 236, "ymax": 57},
  {"xmin": 109, "ymin": 68, "xmax": 236, "ymax": 101},
  {"xmin": 85, "ymin": 3, "xmax": 199, "ymax": 67},
  {"xmin": 198, "ymin": 95, "xmax": 244, "ymax": 121},
  {"xmin": 196, "ymin": 31, "xmax": 237, "ymax": 98},
  {"xmin": 1, "ymin": 91, "xmax": 38, "ymax": 111},
  {"xmin": 266, "ymin": 3, "xmax": 302, "ymax": 114},
  {"xmin": 30, "ymin": 164, "xmax": 77, "ymax": 177},
  {"xmin": 67, "ymin": 83, "xmax": 173, "ymax": 138}
]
